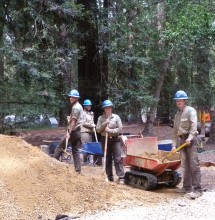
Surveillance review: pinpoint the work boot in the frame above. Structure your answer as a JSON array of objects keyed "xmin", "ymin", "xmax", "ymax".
[
  {"xmin": 118, "ymin": 177, "xmax": 125, "ymax": 185},
  {"xmin": 76, "ymin": 170, "xmax": 82, "ymax": 175},
  {"xmin": 105, "ymin": 177, "xmax": 114, "ymax": 183},
  {"xmin": 176, "ymin": 187, "xmax": 192, "ymax": 193},
  {"xmin": 186, "ymin": 191, "xmax": 203, "ymax": 199},
  {"xmin": 106, "ymin": 176, "xmax": 114, "ymax": 183}
]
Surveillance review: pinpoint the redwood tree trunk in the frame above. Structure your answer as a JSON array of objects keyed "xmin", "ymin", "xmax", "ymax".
[
  {"xmin": 77, "ymin": 0, "xmax": 108, "ymax": 121},
  {"xmin": 0, "ymin": 5, "xmax": 4, "ymax": 83}
]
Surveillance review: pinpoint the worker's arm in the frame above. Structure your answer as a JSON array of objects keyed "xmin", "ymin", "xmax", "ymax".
[
  {"xmin": 172, "ymin": 115, "xmax": 178, "ymax": 151},
  {"xmin": 67, "ymin": 106, "xmax": 80, "ymax": 134},
  {"xmin": 82, "ymin": 112, "xmax": 95, "ymax": 128},
  {"xmin": 96, "ymin": 116, "xmax": 109, "ymax": 133},
  {"xmin": 106, "ymin": 115, "xmax": 122, "ymax": 134},
  {"xmin": 82, "ymin": 119, "xmax": 95, "ymax": 128},
  {"xmin": 186, "ymin": 109, "xmax": 198, "ymax": 145},
  {"xmin": 67, "ymin": 118, "xmax": 77, "ymax": 134},
  {"xmin": 83, "ymin": 122, "xmax": 95, "ymax": 128}
]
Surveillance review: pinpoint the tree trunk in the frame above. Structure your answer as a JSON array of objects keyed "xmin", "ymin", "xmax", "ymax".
[
  {"xmin": 77, "ymin": 0, "xmax": 108, "ymax": 121},
  {"xmin": 0, "ymin": 5, "xmax": 4, "ymax": 83},
  {"xmin": 101, "ymin": 0, "xmax": 109, "ymax": 100},
  {"xmin": 0, "ymin": 60, "xmax": 3, "ymax": 83},
  {"xmin": 142, "ymin": 55, "xmax": 173, "ymax": 136},
  {"xmin": 142, "ymin": 1, "xmax": 172, "ymax": 136},
  {"xmin": 194, "ymin": 42, "xmax": 211, "ymax": 109}
]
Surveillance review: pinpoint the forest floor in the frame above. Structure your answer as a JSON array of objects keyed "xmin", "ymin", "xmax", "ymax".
[{"xmin": 0, "ymin": 123, "xmax": 215, "ymax": 219}]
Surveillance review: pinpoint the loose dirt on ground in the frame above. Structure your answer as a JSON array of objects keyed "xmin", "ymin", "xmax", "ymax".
[{"xmin": 0, "ymin": 124, "xmax": 215, "ymax": 219}]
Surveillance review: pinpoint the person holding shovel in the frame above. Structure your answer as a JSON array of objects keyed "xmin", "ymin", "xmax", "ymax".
[
  {"xmin": 54, "ymin": 89, "xmax": 83, "ymax": 174},
  {"xmin": 172, "ymin": 90, "xmax": 203, "ymax": 199},
  {"xmin": 81, "ymin": 99, "xmax": 96, "ymax": 163},
  {"xmin": 96, "ymin": 100, "xmax": 125, "ymax": 184}
]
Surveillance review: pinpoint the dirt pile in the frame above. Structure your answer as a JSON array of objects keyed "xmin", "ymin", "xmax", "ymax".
[{"xmin": 0, "ymin": 135, "xmax": 141, "ymax": 219}]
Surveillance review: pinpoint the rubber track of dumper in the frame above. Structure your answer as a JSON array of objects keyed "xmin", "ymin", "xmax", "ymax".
[{"xmin": 125, "ymin": 170, "xmax": 157, "ymax": 190}]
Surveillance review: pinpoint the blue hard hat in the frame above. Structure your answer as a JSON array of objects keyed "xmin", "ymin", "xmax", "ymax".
[
  {"xmin": 173, "ymin": 90, "xmax": 189, "ymax": 100},
  {"xmin": 83, "ymin": 99, "xmax": 92, "ymax": 106},
  {"xmin": 68, "ymin": 90, "xmax": 80, "ymax": 98},
  {"xmin": 102, "ymin": 100, "xmax": 113, "ymax": 108}
]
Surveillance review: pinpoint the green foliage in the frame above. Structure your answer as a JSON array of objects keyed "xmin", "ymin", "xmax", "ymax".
[
  {"xmin": 162, "ymin": 1, "xmax": 215, "ymax": 108},
  {"xmin": 1, "ymin": 0, "xmax": 215, "ymax": 128},
  {"xmin": 0, "ymin": 0, "xmax": 83, "ymax": 123},
  {"xmin": 101, "ymin": 0, "xmax": 215, "ymax": 121}
]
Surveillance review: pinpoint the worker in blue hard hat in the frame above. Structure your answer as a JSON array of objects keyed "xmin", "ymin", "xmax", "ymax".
[
  {"xmin": 172, "ymin": 90, "xmax": 203, "ymax": 199},
  {"xmin": 96, "ymin": 100, "xmax": 125, "ymax": 184},
  {"xmin": 81, "ymin": 99, "xmax": 96, "ymax": 163},
  {"xmin": 54, "ymin": 89, "xmax": 83, "ymax": 174}
]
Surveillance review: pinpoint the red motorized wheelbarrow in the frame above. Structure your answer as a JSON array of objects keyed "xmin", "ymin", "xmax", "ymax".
[{"xmin": 122, "ymin": 137, "xmax": 182, "ymax": 190}]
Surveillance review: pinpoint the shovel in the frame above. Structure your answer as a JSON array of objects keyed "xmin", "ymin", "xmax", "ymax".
[
  {"xmin": 162, "ymin": 143, "xmax": 187, "ymax": 162},
  {"xmin": 103, "ymin": 131, "xmax": 108, "ymax": 172},
  {"xmin": 63, "ymin": 130, "xmax": 70, "ymax": 155}
]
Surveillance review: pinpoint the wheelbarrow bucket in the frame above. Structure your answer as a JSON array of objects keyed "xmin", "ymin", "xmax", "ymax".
[
  {"xmin": 125, "ymin": 153, "xmax": 181, "ymax": 176},
  {"xmin": 79, "ymin": 142, "xmax": 103, "ymax": 166}
]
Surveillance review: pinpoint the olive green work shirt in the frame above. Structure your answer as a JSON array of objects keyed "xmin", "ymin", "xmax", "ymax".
[
  {"xmin": 96, "ymin": 113, "xmax": 122, "ymax": 137},
  {"xmin": 68, "ymin": 101, "xmax": 83, "ymax": 132},
  {"xmin": 172, "ymin": 105, "xmax": 198, "ymax": 148},
  {"xmin": 81, "ymin": 110, "xmax": 94, "ymax": 133}
]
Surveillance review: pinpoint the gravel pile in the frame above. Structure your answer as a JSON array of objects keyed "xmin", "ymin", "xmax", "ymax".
[{"xmin": 81, "ymin": 191, "xmax": 215, "ymax": 220}]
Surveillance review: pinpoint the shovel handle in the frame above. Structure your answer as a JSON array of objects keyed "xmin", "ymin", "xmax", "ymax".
[
  {"xmin": 103, "ymin": 131, "xmax": 108, "ymax": 172},
  {"xmin": 93, "ymin": 127, "xmax": 98, "ymax": 142},
  {"xmin": 65, "ymin": 130, "xmax": 69, "ymax": 152},
  {"xmin": 162, "ymin": 143, "xmax": 187, "ymax": 162},
  {"xmin": 103, "ymin": 118, "xmax": 110, "ymax": 172},
  {"xmin": 172, "ymin": 143, "xmax": 187, "ymax": 154},
  {"xmin": 63, "ymin": 149, "xmax": 70, "ymax": 156}
]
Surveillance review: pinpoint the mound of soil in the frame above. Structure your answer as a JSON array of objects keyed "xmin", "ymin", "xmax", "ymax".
[
  {"xmin": 0, "ymin": 134, "xmax": 163, "ymax": 219},
  {"xmin": 0, "ymin": 135, "xmax": 110, "ymax": 219}
]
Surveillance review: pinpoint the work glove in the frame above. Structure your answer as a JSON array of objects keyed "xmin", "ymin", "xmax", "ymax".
[
  {"xmin": 91, "ymin": 123, "xmax": 96, "ymax": 128},
  {"xmin": 67, "ymin": 116, "xmax": 70, "ymax": 123},
  {"xmin": 105, "ymin": 126, "xmax": 111, "ymax": 132},
  {"xmin": 171, "ymin": 146, "xmax": 176, "ymax": 153},
  {"xmin": 103, "ymin": 119, "xmax": 109, "ymax": 126},
  {"xmin": 185, "ymin": 138, "xmax": 192, "ymax": 146}
]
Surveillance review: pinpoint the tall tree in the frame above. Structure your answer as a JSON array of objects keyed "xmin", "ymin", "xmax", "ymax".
[
  {"xmin": 0, "ymin": 2, "xmax": 4, "ymax": 83},
  {"xmin": 77, "ymin": 0, "xmax": 108, "ymax": 120},
  {"xmin": 142, "ymin": 1, "xmax": 172, "ymax": 135},
  {"xmin": 0, "ymin": 0, "xmax": 82, "ymax": 126}
]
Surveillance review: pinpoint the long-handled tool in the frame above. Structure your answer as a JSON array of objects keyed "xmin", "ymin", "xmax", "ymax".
[
  {"xmin": 162, "ymin": 143, "xmax": 187, "ymax": 162},
  {"xmin": 93, "ymin": 127, "xmax": 98, "ymax": 143},
  {"xmin": 65, "ymin": 130, "xmax": 69, "ymax": 151},
  {"xmin": 42, "ymin": 139, "xmax": 70, "ymax": 156},
  {"xmin": 103, "ymin": 131, "xmax": 108, "ymax": 172},
  {"xmin": 63, "ymin": 130, "xmax": 70, "ymax": 156}
]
